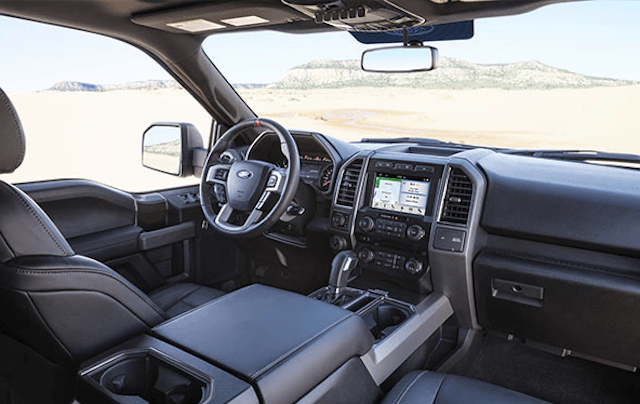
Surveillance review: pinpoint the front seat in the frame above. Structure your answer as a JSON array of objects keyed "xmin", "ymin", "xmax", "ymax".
[
  {"xmin": 381, "ymin": 371, "xmax": 551, "ymax": 404},
  {"xmin": 0, "ymin": 88, "xmax": 223, "ymax": 403}
]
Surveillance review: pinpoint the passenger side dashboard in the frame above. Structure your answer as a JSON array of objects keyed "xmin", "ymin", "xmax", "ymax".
[{"xmin": 328, "ymin": 141, "xmax": 640, "ymax": 371}]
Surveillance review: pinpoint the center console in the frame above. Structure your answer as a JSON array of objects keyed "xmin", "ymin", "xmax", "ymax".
[
  {"xmin": 331, "ymin": 157, "xmax": 443, "ymax": 286},
  {"xmin": 77, "ymin": 284, "xmax": 376, "ymax": 404},
  {"xmin": 309, "ymin": 244, "xmax": 454, "ymax": 384}
]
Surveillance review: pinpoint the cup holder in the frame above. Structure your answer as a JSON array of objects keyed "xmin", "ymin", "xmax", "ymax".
[
  {"xmin": 360, "ymin": 301, "xmax": 413, "ymax": 341},
  {"xmin": 308, "ymin": 287, "xmax": 415, "ymax": 342},
  {"xmin": 89, "ymin": 351, "xmax": 206, "ymax": 404}
]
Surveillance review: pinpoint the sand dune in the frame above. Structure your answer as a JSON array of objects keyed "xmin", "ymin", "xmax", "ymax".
[{"xmin": 2, "ymin": 86, "xmax": 639, "ymax": 192}]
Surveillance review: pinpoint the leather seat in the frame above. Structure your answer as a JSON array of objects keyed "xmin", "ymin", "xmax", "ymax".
[
  {"xmin": 381, "ymin": 371, "xmax": 551, "ymax": 404},
  {"xmin": 0, "ymin": 88, "xmax": 223, "ymax": 403}
]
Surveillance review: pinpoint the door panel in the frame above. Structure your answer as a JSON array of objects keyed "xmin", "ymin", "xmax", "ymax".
[
  {"xmin": 19, "ymin": 180, "xmax": 136, "ymax": 241},
  {"xmin": 19, "ymin": 179, "xmax": 242, "ymax": 292}
]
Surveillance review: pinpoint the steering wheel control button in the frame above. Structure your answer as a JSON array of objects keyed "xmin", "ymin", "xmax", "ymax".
[
  {"xmin": 406, "ymin": 224, "xmax": 426, "ymax": 241},
  {"xmin": 433, "ymin": 227, "xmax": 467, "ymax": 252},
  {"xmin": 213, "ymin": 184, "xmax": 227, "ymax": 203},
  {"xmin": 267, "ymin": 174, "xmax": 278, "ymax": 187},
  {"xmin": 214, "ymin": 168, "xmax": 228, "ymax": 181}
]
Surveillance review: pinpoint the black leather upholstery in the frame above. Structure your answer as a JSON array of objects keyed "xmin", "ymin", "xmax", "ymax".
[
  {"xmin": 0, "ymin": 88, "xmax": 25, "ymax": 174},
  {"xmin": 381, "ymin": 371, "xmax": 551, "ymax": 404},
  {"xmin": 148, "ymin": 282, "xmax": 226, "ymax": 317},
  {"xmin": 154, "ymin": 284, "xmax": 374, "ymax": 404},
  {"xmin": 0, "ymin": 253, "xmax": 168, "ymax": 366},
  {"xmin": 0, "ymin": 181, "xmax": 74, "ymax": 263}
]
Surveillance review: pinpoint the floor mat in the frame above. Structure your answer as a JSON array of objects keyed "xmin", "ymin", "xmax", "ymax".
[{"xmin": 453, "ymin": 334, "xmax": 640, "ymax": 404}]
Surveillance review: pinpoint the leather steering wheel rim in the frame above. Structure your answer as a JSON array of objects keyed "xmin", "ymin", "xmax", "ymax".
[{"xmin": 200, "ymin": 118, "xmax": 300, "ymax": 238}]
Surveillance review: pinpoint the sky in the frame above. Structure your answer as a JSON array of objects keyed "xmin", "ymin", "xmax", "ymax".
[{"xmin": 1, "ymin": 0, "xmax": 639, "ymax": 92}]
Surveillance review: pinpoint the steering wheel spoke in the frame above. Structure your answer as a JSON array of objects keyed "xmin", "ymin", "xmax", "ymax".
[
  {"xmin": 265, "ymin": 167, "xmax": 287, "ymax": 195},
  {"xmin": 213, "ymin": 203, "xmax": 264, "ymax": 232},
  {"xmin": 205, "ymin": 163, "xmax": 231, "ymax": 184}
]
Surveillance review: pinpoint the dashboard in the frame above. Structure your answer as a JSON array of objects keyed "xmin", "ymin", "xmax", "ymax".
[
  {"xmin": 234, "ymin": 126, "xmax": 640, "ymax": 371},
  {"xmin": 247, "ymin": 131, "xmax": 337, "ymax": 193},
  {"xmin": 320, "ymin": 136, "xmax": 640, "ymax": 372}
]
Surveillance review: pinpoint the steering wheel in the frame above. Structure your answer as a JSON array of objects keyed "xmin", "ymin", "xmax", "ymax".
[{"xmin": 200, "ymin": 118, "xmax": 300, "ymax": 238}]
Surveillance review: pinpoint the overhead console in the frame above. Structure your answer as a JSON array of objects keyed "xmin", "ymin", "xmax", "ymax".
[{"xmin": 282, "ymin": 0, "xmax": 424, "ymax": 31}]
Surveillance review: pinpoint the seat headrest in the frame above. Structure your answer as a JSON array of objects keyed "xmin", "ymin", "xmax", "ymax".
[{"xmin": 0, "ymin": 88, "xmax": 25, "ymax": 174}]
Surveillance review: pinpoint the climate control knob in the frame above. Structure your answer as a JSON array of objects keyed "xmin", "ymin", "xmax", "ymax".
[
  {"xmin": 405, "ymin": 258, "xmax": 424, "ymax": 275},
  {"xmin": 358, "ymin": 248, "xmax": 374, "ymax": 263},
  {"xmin": 406, "ymin": 224, "xmax": 426, "ymax": 241},
  {"xmin": 358, "ymin": 216, "xmax": 375, "ymax": 232}
]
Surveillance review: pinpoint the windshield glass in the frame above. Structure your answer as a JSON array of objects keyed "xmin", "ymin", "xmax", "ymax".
[{"xmin": 203, "ymin": 1, "xmax": 639, "ymax": 154}]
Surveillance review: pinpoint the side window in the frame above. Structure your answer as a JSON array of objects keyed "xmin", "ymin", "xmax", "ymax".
[{"xmin": 0, "ymin": 17, "xmax": 212, "ymax": 192}]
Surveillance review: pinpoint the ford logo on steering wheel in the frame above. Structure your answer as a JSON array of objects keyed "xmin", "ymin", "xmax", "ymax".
[{"xmin": 237, "ymin": 170, "xmax": 253, "ymax": 179}]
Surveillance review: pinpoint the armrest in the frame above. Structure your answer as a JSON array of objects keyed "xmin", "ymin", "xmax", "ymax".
[{"xmin": 153, "ymin": 284, "xmax": 374, "ymax": 404}]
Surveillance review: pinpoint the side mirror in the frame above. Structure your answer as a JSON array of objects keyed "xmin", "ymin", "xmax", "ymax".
[
  {"xmin": 142, "ymin": 123, "xmax": 203, "ymax": 177},
  {"xmin": 361, "ymin": 45, "xmax": 438, "ymax": 73}
]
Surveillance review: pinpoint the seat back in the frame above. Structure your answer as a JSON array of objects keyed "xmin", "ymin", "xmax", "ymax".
[{"xmin": 0, "ymin": 88, "xmax": 168, "ymax": 403}]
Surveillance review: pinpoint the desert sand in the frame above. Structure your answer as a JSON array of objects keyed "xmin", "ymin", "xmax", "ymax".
[{"xmin": 3, "ymin": 85, "xmax": 639, "ymax": 192}]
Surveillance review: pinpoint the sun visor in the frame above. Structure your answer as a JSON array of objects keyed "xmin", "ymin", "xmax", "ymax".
[{"xmin": 350, "ymin": 21, "xmax": 474, "ymax": 44}]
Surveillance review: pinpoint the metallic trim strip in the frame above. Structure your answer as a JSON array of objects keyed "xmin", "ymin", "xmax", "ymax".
[{"xmin": 360, "ymin": 293, "xmax": 454, "ymax": 385}]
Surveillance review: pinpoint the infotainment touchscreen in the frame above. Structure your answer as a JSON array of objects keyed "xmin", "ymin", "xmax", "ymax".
[{"xmin": 371, "ymin": 174, "xmax": 430, "ymax": 215}]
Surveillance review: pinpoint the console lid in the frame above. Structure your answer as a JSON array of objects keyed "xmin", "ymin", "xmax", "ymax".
[{"xmin": 153, "ymin": 284, "xmax": 374, "ymax": 404}]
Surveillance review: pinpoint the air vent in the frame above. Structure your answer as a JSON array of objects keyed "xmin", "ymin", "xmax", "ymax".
[
  {"xmin": 440, "ymin": 168, "xmax": 473, "ymax": 225},
  {"xmin": 335, "ymin": 158, "xmax": 364, "ymax": 207}
]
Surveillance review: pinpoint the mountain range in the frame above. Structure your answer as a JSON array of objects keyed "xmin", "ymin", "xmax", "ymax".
[
  {"xmin": 46, "ymin": 58, "xmax": 637, "ymax": 92},
  {"xmin": 273, "ymin": 58, "xmax": 637, "ymax": 90},
  {"xmin": 46, "ymin": 80, "xmax": 181, "ymax": 92}
]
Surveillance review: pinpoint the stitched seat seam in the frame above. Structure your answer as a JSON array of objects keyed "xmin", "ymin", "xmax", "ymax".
[
  {"xmin": 0, "ymin": 90, "xmax": 25, "ymax": 171},
  {"xmin": 1, "ymin": 263, "xmax": 167, "ymax": 318},
  {"xmin": 432, "ymin": 374, "xmax": 446, "ymax": 404},
  {"xmin": 392, "ymin": 371, "xmax": 425, "ymax": 404},
  {"xmin": 0, "ymin": 183, "xmax": 69, "ymax": 254}
]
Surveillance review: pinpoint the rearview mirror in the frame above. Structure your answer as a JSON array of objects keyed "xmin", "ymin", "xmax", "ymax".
[
  {"xmin": 142, "ymin": 123, "xmax": 203, "ymax": 177},
  {"xmin": 361, "ymin": 45, "xmax": 438, "ymax": 73}
]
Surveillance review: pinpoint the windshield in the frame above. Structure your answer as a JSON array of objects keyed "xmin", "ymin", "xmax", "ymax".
[{"xmin": 203, "ymin": 1, "xmax": 640, "ymax": 154}]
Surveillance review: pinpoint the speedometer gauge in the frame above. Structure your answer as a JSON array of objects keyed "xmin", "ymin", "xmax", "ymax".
[{"xmin": 319, "ymin": 165, "xmax": 333, "ymax": 191}]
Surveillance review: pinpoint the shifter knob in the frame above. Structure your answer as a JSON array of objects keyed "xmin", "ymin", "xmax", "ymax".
[{"xmin": 328, "ymin": 250, "xmax": 359, "ymax": 294}]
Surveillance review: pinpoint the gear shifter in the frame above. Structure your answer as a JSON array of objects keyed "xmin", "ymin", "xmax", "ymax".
[{"xmin": 327, "ymin": 250, "xmax": 359, "ymax": 298}]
